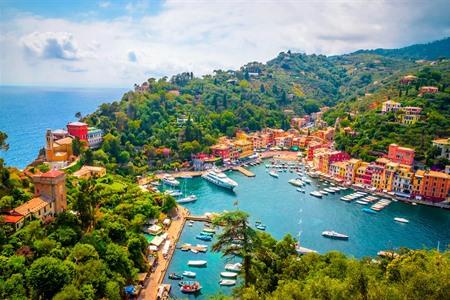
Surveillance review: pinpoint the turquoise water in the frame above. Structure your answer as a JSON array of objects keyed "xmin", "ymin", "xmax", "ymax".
[
  {"xmin": 0, "ymin": 86, "xmax": 127, "ymax": 169},
  {"xmin": 164, "ymin": 164, "xmax": 450, "ymax": 298}
]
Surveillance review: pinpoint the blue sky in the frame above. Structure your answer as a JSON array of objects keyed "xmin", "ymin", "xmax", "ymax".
[{"xmin": 1, "ymin": 0, "xmax": 449, "ymax": 87}]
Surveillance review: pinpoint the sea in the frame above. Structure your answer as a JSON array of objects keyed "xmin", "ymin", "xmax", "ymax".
[
  {"xmin": 0, "ymin": 86, "xmax": 128, "ymax": 169},
  {"xmin": 163, "ymin": 164, "xmax": 450, "ymax": 299}
]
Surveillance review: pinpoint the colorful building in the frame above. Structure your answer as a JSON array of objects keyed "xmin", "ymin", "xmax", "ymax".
[
  {"xmin": 45, "ymin": 129, "xmax": 73, "ymax": 162},
  {"xmin": 355, "ymin": 162, "xmax": 370, "ymax": 186},
  {"xmin": 329, "ymin": 161, "xmax": 347, "ymax": 180},
  {"xmin": 381, "ymin": 100, "xmax": 401, "ymax": 113},
  {"xmin": 87, "ymin": 127, "xmax": 103, "ymax": 149},
  {"xmin": 345, "ymin": 158, "xmax": 361, "ymax": 184},
  {"xmin": 210, "ymin": 143, "xmax": 231, "ymax": 160},
  {"xmin": 233, "ymin": 139, "xmax": 253, "ymax": 159},
  {"xmin": 412, "ymin": 170, "xmax": 450, "ymax": 202},
  {"xmin": 432, "ymin": 138, "xmax": 450, "ymax": 160},
  {"xmin": 392, "ymin": 164, "xmax": 414, "ymax": 196},
  {"xmin": 387, "ymin": 144, "xmax": 415, "ymax": 165},
  {"xmin": 368, "ymin": 164, "xmax": 385, "ymax": 190},
  {"xmin": 419, "ymin": 86, "xmax": 438, "ymax": 96},
  {"xmin": 67, "ymin": 122, "xmax": 89, "ymax": 141}
]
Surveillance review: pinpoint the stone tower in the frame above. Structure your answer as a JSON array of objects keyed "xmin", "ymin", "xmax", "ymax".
[{"xmin": 32, "ymin": 170, "xmax": 67, "ymax": 213}]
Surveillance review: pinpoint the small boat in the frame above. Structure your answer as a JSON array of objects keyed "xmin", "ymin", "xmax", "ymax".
[
  {"xmin": 355, "ymin": 200, "xmax": 368, "ymax": 205},
  {"xmin": 323, "ymin": 188, "xmax": 335, "ymax": 193},
  {"xmin": 165, "ymin": 189, "xmax": 182, "ymax": 197},
  {"xmin": 319, "ymin": 190, "xmax": 328, "ymax": 195},
  {"xmin": 196, "ymin": 235, "xmax": 212, "ymax": 241},
  {"xmin": 288, "ymin": 179, "xmax": 304, "ymax": 187},
  {"xmin": 362, "ymin": 208, "xmax": 377, "ymax": 214},
  {"xmin": 220, "ymin": 272, "xmax": 238, "ymax": 278},
  {"xmin": 295, "ymin": 244, "xmax": 318, "ymax": 255},
  {"xmin": 180, "ymin": 281, "xmax": 202, "ymax": 293},
  {"xmin": 219, "ymin": 279, "xmax": 236, "ymax": 286},
  {"xmin": 200, "ymin": 231, "xmax": 214, "ymax": 236},
  {"xmin": 188, "ymin": 260, "xmax": 207, "ymax": 267},
  {"xmin": 203, "ymin": 228, "xmax": 216, "ymax": 233},
  {"xmin": 225, "ymin": 263, "xmax": 242, "ymax": 272},
  {"xmin": 180, "ymin": 175, "xmax": 193, "ymax": 179},
  {"xmin": 188, "ymin": 221, "xmax": 194, "ymax": 227},
  {"xmin": 310, "ymin": 191, "xmax": 323, "ymax": 198},
  {"xmin": 176, "ymin": 195, "xmax": 197, "ymax": 203},
  {"xmin": 169, "ymin": 273, "xmax": 183, "ymax": 280},
  {"xmin": 394, "ymin": 217, "xmax": 409, "ymax": 223},
  {"xmin": 322, "ymin": 230, "xmax": 349, "ymax": 240},
  {"xmin": 162, "ymin": 176, "xmax": 180, "ymax": 187},
  {"xmin": 301, "ymin": 177, "xmax": 312, "ymax": 184},
  {"xmin": 269, "ymin": 170, "xmax": 279, "ymax": 178},
  {"xmin": 256, "ymin": 224, "xmax": 266, "ymax": 231},
  {"xmin": 182, "ymin": 271, "xmax": 196, "ymax": 278},
  {"xmin": 296, "ymin": 188, "xmax": 305, "ymax": 193}
]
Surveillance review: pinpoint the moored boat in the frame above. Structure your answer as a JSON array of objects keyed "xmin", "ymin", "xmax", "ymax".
[
  {"xmin": 225, "ymin": 263, "xmax": 242, "ymax": 272},
  {"xmin": 220, "ymin": 272, "xmax": 238, "ymax": 278},
  {"xmin": 196, "ymin": 235, "xmax": 212, "ymax": 241},
  {"xmin": 288, "ymin": 179, "xmax": 304, "ymax": 187},
  {"xmin": 188, "ymin": 260, "xmax": 207, "ymax": 267},
  {"xmin": 394, "ymin": 217, "xmax": 409, "ymax": 223},
  {"xmin": 310, "ymin": 191, "xmax": 323, "ymax": 198},
  {"xmin": 169, "ymin": 273, "xmax": 183, "ymax": 280},
  {"xmin": 176, "ymin": 195, "xmax": 197, "ymax": 204},
  {"xmin": 201, "ymin": 169, "xmax": 238, "ymax": 190},
  {"xmin": 269, "ymin": 170, "xmax": 279, "ymax": 178},
  {"xmin": 219, "ymin": 279, "xmax": 236, "ymax": 286},
  {"xmin": 180, "ymin": 281, "xmax": 202, "ymax": 293},
  {"xmin": 162, "ymin": 175, "xmax": 180, "ymax": 187},
  {"xmin": 362, "ymin": 208, "xmax": 377, "ymax": 214},
  {"xmin": 322, "ymin": 230, "xmax": 349, "ymax": 240},
  {"xmin": 182, "ymin": 271, "xmax": 196, "ymax": 278}
]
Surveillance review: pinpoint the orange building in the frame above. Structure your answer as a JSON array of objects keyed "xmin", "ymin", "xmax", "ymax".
[
  {"xmin": 45, "ymin": 129, "xmax": 74, "ymax": 162},
  {"xmin": 387, "ymin": 144, "xmax": 415, "ymax": 165},
  {"xmin": 412, "ymin": 170, "xmax": 450, "ymax": 202}
]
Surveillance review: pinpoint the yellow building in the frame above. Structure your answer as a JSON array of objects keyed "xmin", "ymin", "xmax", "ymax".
[
  {"xmin": 383, "ymin": 162, "xmax": 399, "ymax": 191},
  {"xmin": 233, "ymin": 139, "xmax": 253, "ymax": 159},
  {"xmin": 345, "ymin": 158, "xmax": 361, "ymax": 184},
  {"xmin": 400, "ymin": 114, "xmax": 420, "ymax": 125},
  {"xmin": 355, "ymin": 162, "xmax": 369, "ymax": 185},
  {"xmin": 73, "ymin": 166, "xmax": 107, "ymax": 180},
  {"xmin": 45, "ymin": 129, "xmax": 73, "ymax": 162},
  {"xmin": 329, "ymin": 161, "xmax": 347, "ymax": 180}
]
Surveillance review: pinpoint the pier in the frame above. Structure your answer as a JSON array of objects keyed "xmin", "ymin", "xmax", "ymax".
[{"xmin": 233, "ymin": 166, "xmax": 255, "ymax": 177}]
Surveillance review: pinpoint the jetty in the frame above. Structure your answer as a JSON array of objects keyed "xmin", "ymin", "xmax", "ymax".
[
  {"xmin": 185, "ymin": 215, "xmax": 213, "ymax": 223},
  {"xmin": 233, "ymin": 166, "xmax": 255, "ymax": 177}
]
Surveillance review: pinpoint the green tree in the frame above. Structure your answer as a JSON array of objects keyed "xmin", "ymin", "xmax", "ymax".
[{"xmin": 72, "ymin": 137, "xmax": 83, "ymax": 156}]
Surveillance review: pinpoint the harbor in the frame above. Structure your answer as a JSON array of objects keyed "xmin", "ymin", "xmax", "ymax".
[{"xmin": 159, "ymin": 162, "xmax": 450, "ymax": 299}]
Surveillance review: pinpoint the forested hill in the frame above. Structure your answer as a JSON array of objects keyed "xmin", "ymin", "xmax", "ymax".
[
  {"xmin": 81, "ymin": 37, "xmax": 449, "ymax": 175},
  {"xmin": 352, "ymin": 37, "xmax": 450, "ymax": 60}
]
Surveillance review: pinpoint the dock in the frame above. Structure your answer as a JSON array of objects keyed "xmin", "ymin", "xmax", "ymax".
[
  {"xmin": 185, "ymin": 215, "xmax": 213, "ymax": 223},
  {"xmin": 233, "ymin": 166, "xmax": 255, "ymax": 177}
]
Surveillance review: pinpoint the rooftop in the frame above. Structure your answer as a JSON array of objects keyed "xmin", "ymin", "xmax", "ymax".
[
  {"xmin": 40, "ymin": 169, "xmax": 65, "ymax": 178},
  {"xmin": 54, "ymin": 137, "xmax": 73, "ymax": 146},
  {"xmin": 13, "ymin": 197, "xmax": 49, "ymax": 216},
  {"xmin": 433, "ymin": 138, "xmax": 449, "ymax": 145},
  {"xmin": 2, "ymin": 214, "xmax": 25, "ymax": 224},
  {"xmin": 67, "ymin": 121, "xmax": 88, "ymax": 127}
]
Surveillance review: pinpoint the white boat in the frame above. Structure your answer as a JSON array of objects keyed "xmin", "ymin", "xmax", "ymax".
[
  {"xmin": 394, "ymin": 217, "xmax": 409, "ymax": 223},
  {"xmin": 203, "ymin": 228, "xmax": 216, "ymax": 233},
  {"xmin": 162, "ymin": 175, "xmax": 180, "ymax": 186},
  {"xmin": 288, "ymin": 179, "xmax": 304, "ymax": 187},
  {"xmin": 188, "ymin": 260, "xmax": 207, "ymax": 267},
  {"xmin": 323, "ymin": 188, "xmax": 335, "ymax": 193},
  {"xmin": 220, "ymin": 272, "xmax": 238, "ymax": 278},
  {"xmin": 165, "ymin": 189, "xmax": 182, "ymax": 197},
  {"xmin": 177, "ymin": 195, "xmax": 197, "ymax": 204},
  {"xmin": 310, "ymin": 191, "xmax": 323, "ymax": 198},
  {"xmin": 295, "ymin": 245, "xmax": 318, "ymax": 255},
  {"xmin": 180, "ymin": 175, "xmax": 193, "ymax": 179},
  {"xmin": 269, "ymin": 170, "xmax": 279, "ymax": 178},
  {"xmin": 319, "ymin": 190, "xmax": 328, "ymax": 195},
  {"xmin": 219, "ymin": 279, "xmax": 236, "ymax": 286},
  {"xmin": 322, "ymin": 230, "xmax": 349, "ymax": 240},
  {"xmin": 188, "ymin": 221, "xmax": 194, "ymax": 227},
  {"xmin": 301, "ymin": 177, "xmax": 312, "ymax": 184},
  {"xmin": 296, "ymin": 188, "xmax": 305, "ymax": 193},
  {"xmin": 183, "ymin": 271, "xmax": 196, "ymax": 277},
  {"xmin": 202, "ymin": 169, "xmax": 238, "ymax": 190},
  {"xmin": 356, "ymin": 200, "xmax": 368, "ymax": 205},
  {"xmin": 225, "ymin": 263, "xmax": 242, "ymax": 272}
]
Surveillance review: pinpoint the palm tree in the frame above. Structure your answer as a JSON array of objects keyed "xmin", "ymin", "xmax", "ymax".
[{"xmin": 212, "ymin": 210, "xmax": 259, "ymax": 287}]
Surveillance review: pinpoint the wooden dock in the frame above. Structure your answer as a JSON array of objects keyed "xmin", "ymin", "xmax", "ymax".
[
  {"xmin": 233, "ymin": 166, "xmax": 255, "ymax": 177},
  {"xmin": 185, "ymin": 215, "xmax": 213, "ymax": 223}
]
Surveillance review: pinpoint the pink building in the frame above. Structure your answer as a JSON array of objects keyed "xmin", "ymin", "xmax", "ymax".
[{"xmin": 387, "ymin": 144, "xmax": 415, "ymax": 165}]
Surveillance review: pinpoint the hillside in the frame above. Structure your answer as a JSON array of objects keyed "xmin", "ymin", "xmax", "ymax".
[{"xmin": 353, "ymin": 37, "xmax": 450, "ymax": 60}]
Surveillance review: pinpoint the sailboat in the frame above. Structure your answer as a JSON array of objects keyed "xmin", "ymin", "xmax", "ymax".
[{"xmin": 177, "ymin": 179, "xmax": 198, "ymax": 204}]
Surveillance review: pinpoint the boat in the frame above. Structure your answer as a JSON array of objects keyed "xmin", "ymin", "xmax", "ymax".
[
  {"xmin": 319, "ymin": 190, "xmax": 328, "ymax": 195},
  {"xmin": 220, "ymin": 272, "xmax": 238, "ymax": 278},
  {"xmin": 200, "ymin": 231, "xmax": 214, "ymax": 236},
  {"xmin": 182, "ymin": 271, "xmax": 196, "ymax": 278},
  {"xmin": 176, "ymin": 195, "xmax": 197, "ymax": 204},
  {"xmin": 202, "ymin": 169, "xmax": 238, "ymax": 190},
  {"xmin": 362, "ymin": 208, "xmax": 377, "ymax": 214},
  {"xmin": 322, "ymin": 231, "xmax": 349, "ymax": 240},
  {"xmin": 191, "ymin": 249, "xmax": 198, "ymax": 254},
  {"xmin": 288, "ymin": 179, "xmax": 304, "ymax": 187},
  {"xmin": 323, "ymin": 188, "xmax": 335, "ymax": 193},
  {"xmin": 165, "ymin": 189, "xmax": 183, "ymax": 197},
  {"xmin": 203, "ymin": 228, "xmax": 216, "ymax": 233},
  {"xmin": 225, "ymin": 263, "xmax": 242, "ymax": 272},
  {"xmin": 180, "ymin": 175, "xmax": 193, "ymax": 179},
  {"xmin": 188, "ymin": 221, "xmax": 194, "ymax": 227},
  {"xmin": 310, "ymin": 191, "xmax": 323, "ymax": 198},
  {"xmin": 296, "ymin": 188, "xmax": 305, "ymax": 193},
  {"xmin": 256, "ymin": 224, "xmax": 266, "ymax": 231},
  {"xmin": 188, "ymin": 260, "xmax": 207, "ymax": 267},
  {"xmin": 355, "ymin": 200, "xmax": 368, "ymax": 205},
  {"xmin": 162, "ymin": 175, "xmax": 180, "ymax": 187},
  {"xmin": 219, "ymin": 279, "xmax": 236, "ymax": 286},
  {"xmin": 295, "ymin": 244, "xmax": 318, "ymax": 255},
  {"xmin": 394, "ymin": 217, "xmax": 409, "ymax": 223},
  {"xmin": 269, "ymin": 170, "xmax": 279, "ymax": 178},
  {"xmin": 169, "ymin": 273, "xmax": 183, "ymax": 280},
  {"xmin": 196, "ymin": 235, "xmax": 212, "ymax": 241},
  {"xmin": 180, "ymin": 281, "xmax": 202, "ymax": 293}
]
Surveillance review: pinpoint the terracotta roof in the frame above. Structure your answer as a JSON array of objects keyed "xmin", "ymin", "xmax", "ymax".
[
  {"xmin": 14, "ymin": 197, "xmax": 49, "ymax": 216},
  {"xmin": 40, "ymin": 169, "xmax": 65, "ymax": 178},
  {"xmin": 2, "ymin": 214, "xmax": 25, "ymax": 223},
  {"xmin": 54, "ymin": 137, "xmax": 73, "ymax": 145},
  {"xmin": 433, "ymin": 138, "xmax": 449, "ymax": 145},
  {"xmin": 425, "ymin": 171, "xmax": 450, "ymax": 179}
]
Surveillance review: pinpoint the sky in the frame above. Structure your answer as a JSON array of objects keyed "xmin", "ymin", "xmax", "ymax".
[{"xmin": 0, "ymin": 0, "xmax": 449, "ymax": 88}]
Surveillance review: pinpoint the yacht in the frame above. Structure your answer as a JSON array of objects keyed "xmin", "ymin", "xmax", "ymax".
[
  {"xmin": 220, "ymin": 272, "xmax": 238, "ymax": 278},
  {"xmin": 310, "ymin": 191, "xmax": 323, "ymax": 198},
  {"xmin": 288, "ymin": 179, "xmax": 304, "ymax": 187},
  {"xmin": 225, "ymin": 263, "xmax": 242, "ymax": 272},
  {"xmin": 176, "ymin": 195, "xmax": 197, "ymax": 204},
  {"xmin": 202, "ymin": 169, "xmax": 238, "ymax": 190},
  {"xmin": 188, "ymin": 260, "xmax": 207, "ymax": 267},
  {"xmin": 162, "ymin": 175, "xmax": 180, "ymax": 187},
  {"xmin": 269, "ymin": 170, "xmax": 279, "ymax": 178},
  {"xmin": 394, "ymin": 217, "xmax": 409, "ymax": 223},
  {"xmin": 182, "ymin": 271, "xmax": 196, "ymax": 278},
  {"xmin": 165, "ymin": 189, "xmax": 182, "ymax": 197},
  {"xmin": 219, "ymin": 279, "xmax": 236, "ymax": 286},
  {"xmin": 322, "ymin": 231, "xmax": 349, "ymax": 240}
]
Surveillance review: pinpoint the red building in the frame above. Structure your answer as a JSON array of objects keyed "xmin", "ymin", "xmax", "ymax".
[
  {"xmin": 210, "ymin": 144, "xmax": 231, "ymax": 160},
  {"xmin": 387, "ymin": 144, "xmax": 415, "ymax": 165},
  {"xmin": 328, "ymin": 151, "xmax": 351, "ymax": 165},
  {"xmin": 67, "ymin": 122, "xmax": 88, "ymax": 141}
]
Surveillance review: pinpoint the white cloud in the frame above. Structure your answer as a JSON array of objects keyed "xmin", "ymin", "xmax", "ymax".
[
  {"xmin": 0, "ymin": 0, "xmax": 449, "ymax": 87},
  {"xmin": 98, "ymin": 1, "xmax": 111, "ymax": 9}
]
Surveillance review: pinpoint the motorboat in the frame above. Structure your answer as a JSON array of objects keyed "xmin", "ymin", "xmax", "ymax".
[
  {"xmin": 256, "ymin": 224, "xmax": 266, "ymax": 231},
  {"xmin": 288, "ymin": 179, "xmax": 304, "ymax": 187},
  {"xmin": 362, "ymin": 208, "xmax": 377, "ymax": 214},
  {"xmin": 180, "ymin": 175, "xmax": 193, "ymax": 179},
  {"xmin": 165, "ymin": 189, "xmax": 182, "ymax": 197},
  {"xmin": 162, "ymin": 175, "xmax": 180, "ymax": 187},
  {"xmin": 269, "ymin": 170, "xmax": 279, "ymax": 178},
  {"xmin": 220, "ymin": 272, "xmax": 238, "ymax": 278},
  {"xmin": 323, "ymin": 188, "xmax": 335, "ymax": 193},
  {"xmin": 188, "ymin": 221, "xmax": 194, "ymax": 227},
  {"xmin": 202, "ymin": 169, "xmax": 238, "ymax": 190},
  {"xmin": 188, "ymin": 260, "xmax": 207, "ymax": 267},
  {"xmin": 182, "ymin": 271, "xmax": 196, "ymax": 278},
  {"xmin": 295, "ymin": 244, "xmax": 318, "ymax": 255},
  {"xmin": 310, "ymin": 191, "xmax": 323, "ymax": 198},
  {"xmin": 394, "ymin": 217, "xmax": 409, "ymax": 223},
  {"xmin": 322, "ymin": 231, "xmax": 349, "ymax": 240},
  {"xmin": 319, "ymin": 190, "xmax": 328, "ymax": 195},
  {"xmin": 296, "ymin": 188, "xmax": 305, "ymax": 193},
  {"xmin": 203, "ymin": 228, "xmax": 216, "ymax": 233},
  {"xmin": 200, "ymin": 231, "xmax": 214, "ymax": 236},
  {"xmin": 355, "ymin": 200, "xmax": 368, "ymax": 205},
  {"xmin": 180, "ymin": 281, "xmax": 202, "ymax": 293},
  {"xmin": 196, "ymin": 235, "xmax": 212, "ymax": 241},
  {"xmin": 225, "ymin": 263, "xmax": 242, "ymax": 272},
  {"xmin": 169, "ymin": 273, "xmax": 183, "ymax": 280},
  {"xmin": 176, "ymin": 195, "xmax": 197, "ymax": 204},
  {"xmin": 301, "ymin": 177, "xmax": 312, "ymax": 184},
  {"xmin": 219, "ymin": 279, "xmax": 236, "ymax": 286}
]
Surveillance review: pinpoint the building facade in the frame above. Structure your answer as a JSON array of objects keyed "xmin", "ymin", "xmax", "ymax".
[
  {"xmin": 67, "ymin": 122, "xmax": 89, "ymax": 141},
  {"xmin": 387, "ymin": 144, "xmax": 415, "ymax": 165}
]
